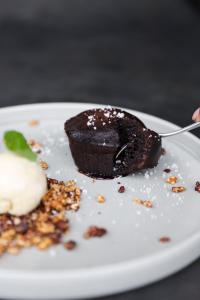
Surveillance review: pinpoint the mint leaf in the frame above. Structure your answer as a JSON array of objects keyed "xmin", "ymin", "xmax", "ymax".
[{"xmin": 4, "ymin": 130, "xmax": 37, "ymax": 162}]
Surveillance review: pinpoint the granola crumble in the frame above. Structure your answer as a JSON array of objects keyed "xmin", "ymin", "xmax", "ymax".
[{"xmin": 0, "ymin": 179, "xmax": 81, "ymax": 256}]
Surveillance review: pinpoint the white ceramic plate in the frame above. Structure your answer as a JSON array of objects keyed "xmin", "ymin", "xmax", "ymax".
[{"xmin": 0, "ymin": 103, "xmax": 200, "ymax": 299}]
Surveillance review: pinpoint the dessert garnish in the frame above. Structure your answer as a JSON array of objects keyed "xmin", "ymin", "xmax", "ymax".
[
  {"xmin": 28, "ymin": 139, "xmax": 43, "ymax": 154},
  {"xmin": 83, "ymin": 226, "xmax": 107, "ymax": 239},
  {"xmin": 28, "ymin": 119, "xmax": 39, "ymax": 127},
  {"xmin": 4, "ymin": 131, "xmax": 37, "ymax": 162},
  {"xmin": 118, "ymin": 186, "xmax": 125, "ymax": 193},
  {"xmin": 97, "ymin": 195, "xmax": 106, "ymax": 203},
  {"xmin": 166, "ymin": 176, "xmax": 178, "ymax": 184},
  {"xmin": 195, "ymin": 181, "xmax": 200, "ymax": 193},
  {"xmin": 64, "ymin": 240, "xmax": 77, "ymax": 250},
  {"xmin": 65, "ymin": 107, "xmax": 162, "ymax": 179},
  {"xmin": 43, "ymin": 179, "xmax": 81, "ymax": 212},
  {"xmin": 171, "ymin": 186, "xmax": 186, "ymax": 193},
  {"xmin": 159, "ymin": 236, "xmax": 171, "ymax": 243},
  {"xmin": 0, "ymin": 131, "xmax": 47, "ymax": 216},
  {"xmin": 163, "ymin": 168, "xmax": 171, "ymax": 173},
  {"xmin": 39, "ymin": 160, "xmax": 49, "ymax": 170},
  {"xmin": 133, "ymin": 198, "xmax": 153, "ymax": 208}
]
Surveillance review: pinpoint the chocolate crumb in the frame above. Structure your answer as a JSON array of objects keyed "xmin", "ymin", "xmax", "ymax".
[
  {"xmin": 84, "ymin": 226, "xmax": 107, "ymax": 239},
  {"xmin": 15, "ymin": 221, "xmax": 29, "ymax": 234},
  {"xmin": 64, "ymin": 240, "xmax": 77, "ymax": 250},
  {"xmin": 159, "ymin": 236, "xmax": 171, "ymax": 243},
  {"xmin": 118, "ymin": 186, "xmax": 125, "ymax": 193},
  {"xmin": 195, "ymin": 181, "xmax": 200, "ymax": 193},
  {"xmin": 161, "ymin": 148, "xmax": 166, "ymax": 155},
  {"xmin": 163, "ymin": 168, "xmax": 171, "ymax": 173}
]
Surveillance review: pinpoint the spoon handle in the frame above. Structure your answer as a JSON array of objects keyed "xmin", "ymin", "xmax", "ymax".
[{"xmin": 159, "ymin": 122, "xmax": 200, "ymax": 138}]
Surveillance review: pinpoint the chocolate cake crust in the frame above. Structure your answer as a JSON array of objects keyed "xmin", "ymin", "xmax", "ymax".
[{"xmin": 65, "ymin": 107, "xmax": 162, "ymax": 179}]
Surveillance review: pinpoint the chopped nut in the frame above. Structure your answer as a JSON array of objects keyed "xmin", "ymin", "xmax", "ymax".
[
  {"xmin": 195, "ymin": 181, "xmax": 200, "ymax": 193},
  {"xmin": 133, "ymin": 198, "xmax": 153, "ymax": 208},
  {"xmin": 84, "ymin": 226, "xmax": 107, "ymax": 239},
  {"xmin": 28, "ymin": 139, "xmax": 43, "ymax": 153},
  {"xmin": 163, "ymin": 168, "xmax": 171, "ymax": 173},
  {"xmin": 172, "ymin": 186, "xmax": 186, "ymax": 193},
  {"xmin": 31, "ymin": 236, "xmax": 42, "ymax": 246},
  {"xmin": 55, "ymin": 220, "xmax": 69, "ymax": 232},
  {"xmin": 37, "ymin": 222, "xmax": 55, "ymax": 234},
  {"xmin": 16, "ymin": 235, "xmax": 31, "ymax": 247},
  {"xmin": 47, "ymin": 178, "xmax": 60, "ymax": 188},
  {"xmin": 39, "ymin": 160, "xmax": 49, "ymax": 170},
  {"xmin": 97, "ymin": 195, "xmax": 105, "ymax": 203},
  {"xmin": 15, "ymin": 221, "xmax": 29, "ymax": 234},
  {"xmin": 159, "ymin": 236, "xmax": 171, "ymax": 243},
  {"xmin": 1, "ymin": 229, "xmax": 16, "ymax": 240},
  {"xmin": 7, "ymin": 246, "xmax": 21, "ymax": 255},
  {"xmin": 28, "ymin": 120, "xmax": 39, "ymax": 126},
  {"xmin": 118, "ymin": 186, "xmax": 125, "ymax": 193},
  {"xmin": 64, "ymin": 240, "xmax": 77, "ymax": 250},
  {"xmin": 13, "ymin": 218, "xmax": 21, "ymax": 226},
  {"xmin": 37, "ymin": 237, "xmax": 53, "ymax": 250},
  {"xmin": 166, "ymin": 176, "xmax": 178, "ymax": 184},
  {"xmin": 0, "ymin": 244, "xmax": 6, "ymax": 256}
]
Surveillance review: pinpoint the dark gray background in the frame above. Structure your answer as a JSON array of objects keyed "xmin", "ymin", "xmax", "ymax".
[{"xmin": 0, "ymin": 0, "xmax": 200, "ymax": 299}]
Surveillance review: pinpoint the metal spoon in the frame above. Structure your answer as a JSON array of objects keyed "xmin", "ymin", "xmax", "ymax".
[{"xmin": 115, "ymin": 121, "xmax": 200, "ymax": 159}]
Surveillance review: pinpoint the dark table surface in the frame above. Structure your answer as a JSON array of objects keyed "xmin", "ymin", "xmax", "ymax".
[{"xmin": 0, "ymin": 0, "xmax": 200, "ymax": 299}]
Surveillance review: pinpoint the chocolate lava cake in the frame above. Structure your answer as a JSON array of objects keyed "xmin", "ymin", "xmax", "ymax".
[{"xmin": 64, "ymin": 107, "xmax": 162, "ymax": 179}]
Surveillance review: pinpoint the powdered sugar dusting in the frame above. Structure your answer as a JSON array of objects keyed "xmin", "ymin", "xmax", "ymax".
[{"xmin": 86, "ymin": 107, "xmax": 126, "ymax": 130}]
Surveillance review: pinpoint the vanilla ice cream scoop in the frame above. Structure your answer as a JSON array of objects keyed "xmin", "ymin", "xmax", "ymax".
[{"xmin": 0, "ymin": 152, "xmax": 47, "ymax": 216}]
